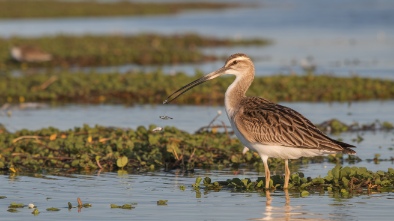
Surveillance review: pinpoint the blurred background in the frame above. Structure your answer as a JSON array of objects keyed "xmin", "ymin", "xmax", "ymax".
[{"xmin": 0, "ymin": 0, "xmax": 393, "ymax": 132}]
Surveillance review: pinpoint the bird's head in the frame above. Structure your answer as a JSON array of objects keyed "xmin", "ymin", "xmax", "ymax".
[{"xmin": 163, "ymin": 53, "xmax": 254, "ymax": 104}]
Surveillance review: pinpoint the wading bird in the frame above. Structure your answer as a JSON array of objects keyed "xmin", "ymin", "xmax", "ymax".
[
  {"xmin": 10, "ymin": 45, "xmax": 52, "ymax": 62},
  {"xmin": 164, "ymin": 53, "xmax": 356, "ymax": 189}
]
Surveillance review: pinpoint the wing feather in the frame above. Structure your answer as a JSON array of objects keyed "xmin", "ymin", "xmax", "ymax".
[{"xmin": 233, "ymin": 97, "xmax": 355, "ymax": 153}]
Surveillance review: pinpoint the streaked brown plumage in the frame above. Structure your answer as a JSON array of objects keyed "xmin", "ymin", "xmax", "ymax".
[
  {"xmin": 234, "ymin": 96, "xmax": 355, "ymax": 154},
  {"xmin": 164, "ymin": 53, "xmax": 356, "ymax": 189},
  {"xmin": 10, "ymin": 45, "xmax": 52, "ymax": 62}
]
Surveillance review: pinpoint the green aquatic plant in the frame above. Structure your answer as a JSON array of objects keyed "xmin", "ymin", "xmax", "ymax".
[
  {"xmin": 382, "ymin": 121, "xmax": 394, "ymax": 130},
  {"xmin": 188, "ymin": 167, "xmax": 394, "ymax": 197},
  {"xmin": 0, "ymin": 34, "xmax": 269, "ymax": 69},
  {"xmin": 0, "ymin": 123, "xmax": 392, "ymax": 173},
  {"xmin": 192, "ymin": 177, "xmax": 203, "ymax": 189},
  {"xmin": 110, "ymin": 203, "xmax": 135, "ymax": 209},
  {"xmin": 300, "ymin": 190, "xmax": 310, "ymax": 197},
  {"xmin": 157, "ymin": 200, "xmax": 168, "ymax": 206},
  {"xmin": 31, "ymin": 208, "xmax": 40, "ymax": 215},
  {"xmin": 116, "ymin": 156, "xmax": 128, "ymax": 169},
  {"xmin": 8, "ymin": 202, "xmax": 24, "ymax": 208},
  {"xmin": 46, "ymin": 207, "xmax": 60, "ymax": 211},
  {"xmin": 1, "ymin": 71, "xmax": 393, "ymax": 105},
  {"xmin": 0, "ymin": 1, "xmax": 241, "ymax": 19}
]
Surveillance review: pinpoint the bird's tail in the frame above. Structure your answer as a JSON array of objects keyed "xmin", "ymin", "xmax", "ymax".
[{"xmin": 333, "ymin": 140, "xmax": 356, "ymax": 155}]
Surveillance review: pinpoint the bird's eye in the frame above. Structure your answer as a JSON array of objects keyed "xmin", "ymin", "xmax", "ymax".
[{"xmin": 232, "ymin": 60, "xmax": 238, "ymax": 65}]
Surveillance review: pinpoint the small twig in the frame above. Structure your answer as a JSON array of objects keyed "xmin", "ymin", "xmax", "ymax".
[
  {"xmin": 221, "ymin": 121, "xmax": 230, "ymax": 138},
  {"xmin": 207, "ymin": 110, "xmax": 222, "ymax": 128},
  {"xmin": 32, "ymin": 76, "xmax": 58, "ymax": 91},
  {"xmin": 195, "ymin": 110, "xmax": 224, "ymax": 133},
  {"xmin": 11, "ymin": 153, "xmax": 73, "ymax": 160},
  {"xmin": 188, "ymin": 147, "xmax": 196, "ymax": 163},
  {"xmin": 173, "ymin": 148, "xmax": 179, "ymax": 161},
  {"xmin": 96, "ymin": 158, "xmax": 103, "ymax": 169},
  {"xmin": 12, "ymin": 135, "xmax": 42, "ymax": 143}
]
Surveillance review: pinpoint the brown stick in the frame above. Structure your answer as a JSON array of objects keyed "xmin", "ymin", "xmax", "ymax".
[
  {"xmin": 12, "ymin": 135, "xmax": 42, "ymax": 143},
  {"xmin": 32, "ymin": 76, "xmax": 58, "ymax": 91}
]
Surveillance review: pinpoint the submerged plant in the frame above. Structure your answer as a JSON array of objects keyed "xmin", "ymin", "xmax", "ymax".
[
  {"xmin": 157, "ymin": 200, "xmax": 168, "ymax": 206},
  {"xmin": 8, "ymin": 202, "xmax": 24, "ymax": 208},
  {"xmin": 31, "ymin": 208, "xmax": 40, "ymax": 215},
  {"xmin": 46, "ymin": 207, "xmax": 60, "ymax": 211},
  {"xmin": 110, "ymin": 204, "xmax": 135, "ymax": 209}
]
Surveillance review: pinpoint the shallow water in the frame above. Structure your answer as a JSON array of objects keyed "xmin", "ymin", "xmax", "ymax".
[
  {"xmin": 2, "ymin": 101, "xmax": 394, "ymax": 133},
  {"xmin": 1, "ymin": 101, "xmax": 394, "ymax": 173},
  {"xmin": 1, "ymin": 1, "xmax": 394, "ymax": 220},
  {"xmin": 1, "ymin": 171, "xmax": 394, "ymax": 221},
  {"xmin": 1, "ymin": 0, "xmax": 393, "ymax": 78}
]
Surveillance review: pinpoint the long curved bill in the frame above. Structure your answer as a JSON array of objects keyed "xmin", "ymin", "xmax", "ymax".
[{"xmin": 163, "ymin": 67, "xmax": 227, "ymax": 104}]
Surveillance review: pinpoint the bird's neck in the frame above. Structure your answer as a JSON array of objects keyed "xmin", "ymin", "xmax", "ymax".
[{"xmin": 225, "ymin": 72, "xmax": 254, "ymax": 116}]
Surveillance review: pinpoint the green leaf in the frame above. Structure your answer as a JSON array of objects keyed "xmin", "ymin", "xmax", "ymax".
[
  {"xmin": 301, "ymin": 191, "xmax": 309, "ymax": 197},
  {"xmin": 203, "ymin": 177, "xmax": 211, "ymax": 185},
  {"xmin": 157, "ymin": 200, "xmax": 168, "ymax": 206},
  {"xmin": 117, "ymin": 156, "xmax": 128, "ymax": 168},
  {"xmin": 342, "ymin": 177, "xmax": 349, "ymax": 188}
]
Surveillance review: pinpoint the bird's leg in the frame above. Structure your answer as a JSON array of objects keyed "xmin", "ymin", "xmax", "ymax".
[
  {"xmin": 284, "ymin": 188, "xmax": 290, "ymax": 206},
  {"xmin": 265, "ymin": 190, "xmax": 272, "ymax": 206},
  {"xmin": 262, "ymin": 155, "xmax": 270, "ymax": 189},
  {"xmin": 284, "ymin": 159, "xmax": 290, "ymax": 189}
]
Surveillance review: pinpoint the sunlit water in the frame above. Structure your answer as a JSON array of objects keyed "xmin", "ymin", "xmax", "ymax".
[{"xmin": 1, "ymin": 171, "xmax": 394, "ymax": 221}]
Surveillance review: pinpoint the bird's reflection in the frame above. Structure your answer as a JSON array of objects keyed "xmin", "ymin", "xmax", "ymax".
[{"xmin": 257, "ymin": 190, "xmax": 326, "ymax": 221}]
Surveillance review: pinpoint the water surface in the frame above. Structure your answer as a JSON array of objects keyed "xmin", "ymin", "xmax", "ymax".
[
  {"xmin": 1, "ymin": 171, "xmax": 394, "ymax": 221},
  {"xmin": 1, "ymin": 0, "xmax": 393, "ymax": 78}
]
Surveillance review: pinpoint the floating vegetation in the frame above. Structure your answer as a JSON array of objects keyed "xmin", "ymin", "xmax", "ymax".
[
  {"xmin": 8, "ymin": 202, "xmax": 24, "ymax": 208},
  {"xmin": 110, "ymin": 203, "xmax": 136, "ymax": 210},
  {"xmin": 0, "ymin": 196, "xmax": 7, "ymax": 199},
  {"xmin": 160, "ymin": 116, "xmax": 173, "ymax": 120},
  {"xmin": 0, "ymin": 34, "xmax": 270, "ymax": 69},
  {"xmin": 46, "ymin": 207, "xmax": 60, "ymax": 211},
  {"xmin": 0, "ymin": 1, "xmax": 241, "ymax": 19},
  {"xmin": 1, "ymin": 71, "xmax": 393, "ymax": 105},
  {"xmin": 28, "ymin": 203, "xmax": 35, "ymax": 209},
  {"xmin": 0, "ymin": 124, "xmax": 249, "ymax": 173},
  {"xmin": 192, "ymin": 166, "xmax": 394, "ymax": 197},
  {"xmin": 116, "ymin": 156, "xmax": 129, "ymax": 169},
  {"xmin": 317, "ymin": 119, "xmax": 394, "ymax": 134},
  {"xmin": 7, "ymin": 208, "xmax": 18, "ymax": 213},
  {"xmin": 0, "ymin": 122, "xmax": 392, "ymax": 173},
  {"xmin": 157, "ymin": 200, "xmax": 168, "ymax": 206},
  {"xmin": 32, "ymin": 208, "xmax": 40, "ymax": 215}
]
